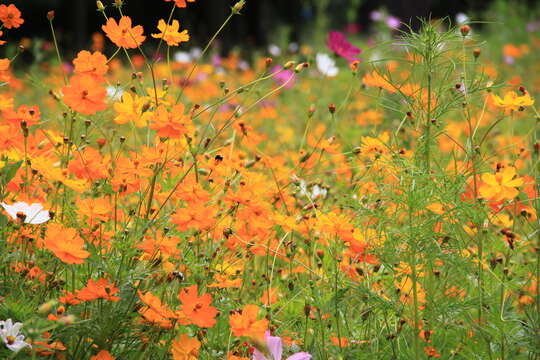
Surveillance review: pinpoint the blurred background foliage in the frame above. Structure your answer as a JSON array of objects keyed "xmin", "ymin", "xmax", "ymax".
[{"xmin": 4, "ymin": 0, "xmax": 540, "ymax": 59}]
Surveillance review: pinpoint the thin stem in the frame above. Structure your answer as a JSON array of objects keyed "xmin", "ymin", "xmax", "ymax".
[
  {"xmin": 175, "ymin": 11, "xmax": 236, "ymax": 104},
  {"xmin": 49, "ymin": 18, "xmax": 67, "ymax": 85}
]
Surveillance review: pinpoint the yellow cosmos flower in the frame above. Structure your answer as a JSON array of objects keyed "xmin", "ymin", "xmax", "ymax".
[
  {"xmin": 151, "ymin": 19, "xmax": 189, "ymax": 47},
  {"xmin": 113, "ymin": 92, "xmax": 153, "ymax": 127},
  {"xmin": 492, "ymin": 91, "xmax": 534, "ymax": 111},
  {"xmin": 488, "ymin": 212, "xmax": 513, "ymax": 228},
  {"xmin": 479, "ymin": 166, "xmax": 523, "ymax": 202}
]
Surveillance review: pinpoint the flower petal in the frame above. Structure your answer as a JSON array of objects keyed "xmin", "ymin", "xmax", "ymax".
[{"xmin": 286, "ymin": 352, "xmax": 312, "ymax": 360}]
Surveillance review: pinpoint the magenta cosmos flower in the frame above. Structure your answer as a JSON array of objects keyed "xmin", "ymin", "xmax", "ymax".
[
  {"xmin": 253, "ymin": 332, "xmax": 311, "ymax": 360},
  {"xmin": 270, "ymin": 65, "xmax": 296, "ymax": 89},
  {"xmin": 326, "ymin": 31, "xmax": 361, "ymax": 62}
]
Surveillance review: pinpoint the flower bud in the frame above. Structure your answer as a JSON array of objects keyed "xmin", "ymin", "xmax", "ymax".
[
  {"xmin": 96, "ymin": 1, "xmax": 105, "ymax": 11},
  {"xmin": 232, "ymin": 0, "xmax": 245, "ymax": 14},
  {"xmin": 47, "ymin": 10, "xmax": 55, "ymax": 21},
  {"xmin": 460, "ymin": 25, "xmax": 471, "ymax": 37},
  {"xmin": 283, "ymin": 61, "xmax": 296, "ymax": 70},
  {"xmin": 308, "ymin": 104, "xmax": 316, "ymax": 118},
  {"xmin": 58, "ymin": 314, "xmax": 76, "ymax": 325},
  {"xmin": 38, "ymin": 300, "xmax": 58, "ymax": 314},
  {"xmin": 294, "ymin": 62, "xmax": 308, "ymax": 73},
  {"xmin": 349, "ymin": 59, "xmax": 360, "ymax": 74},
  {"xmin": 473, "ymin": 48, "xmax": 481, "ymax": 59},
  {"xmin": 304, "ymin": 303, "xmax": 311, "ymax": 317},
  {"xmin": 328, "ymin": 104, "xmax": 336, "ymax": 114}
]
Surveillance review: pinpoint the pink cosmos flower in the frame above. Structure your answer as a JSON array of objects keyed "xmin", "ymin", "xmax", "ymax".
[
  {"xmin": 253, "ymin": 332, "xmax": 311, "ymax": 360},
  {"xmin": 270, "ymin": 65, "xmax": 295, "ymax": 89},
  {"xmin": 327, "ymin": 31, "xmax": 361, "ymax": 62},
  {"xmin": 386, "ymin": 16, "xmax": 401, "ymax": 29}
]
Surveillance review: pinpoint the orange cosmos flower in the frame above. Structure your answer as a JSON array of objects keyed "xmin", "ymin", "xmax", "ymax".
[
  {"xmin": 59, "ymin": 290, "xmax": 81, "ymax": 305},
  {"xmin": 0, "ymin": 58, "xmax": 9, "ymax": 72},
  {"xmin": 137, "ymin": 232, "xmax": 181, "ymax": 259},
  {"xmin": 77, "ymin": 278, "xmax": 120, "ymax": 302},
  {"xmin": 0, "ymin": 4, "xmax": 24, "ymax": 29},
  {"xmin": 479, "ymin": 166, "xmax": 524, "ymax": 202},
  {"xmin": 0, "ymin": 58, "xmax": 10, "ymax": 83},
  {"xmin": 150, "ymin": 104, "xmax": 192, "ymax": 138},
  {"xmin": 44, "ymin": 224, "xmax": 90, "ymax": 264},
  {"xmin": 164, "ymin": 0, "xmax": 196, "ymax": 8},
  {"xmin": 424, "ymin": 346, "xmax": 441, "ymax": 358},
  {"xmin": 177, "ymin": 285, "xmax": 217, "ymax": 328},
  {"xmin": 138, "ymin": 290, "xmax": 176, "ymax": 328},
  {"xmin": 62, "ymin": 75, "xmax": 107, "ymax": 115},
  {"xmin": 171, "ymin": 202, "xmax": 217, "ymax": 232},
  {"xmin": 102, "ymin": 16, "xmax": 145, "ymax": 49},
  {"xmin": 331, "ymin": 336, "xmax": 349, "ymax": 347},
  {"xmin": 73, "ymin": 50, "xmax": 109, "ymax": 81},
  {"xmin": 92, "ymin": 32, "xmax": 105, "ymax": 52},
  {"xmin": 260, "ymin": 287, "xmax": 279, "ymax": 306},
  {"xmin": 3, "ymin": 104, "xmax": 41, "ymax": 127},
  {"xmin": 77, "ymin": 197, "xmax": 112, "ymax": 224},
  {"xmin": 229, "ymin": 304, "xmax": 268, "ymax": 340},
  {"xmin": 68, "ymin": 146, "xmax": 110, "ymax": 181},
  {"xmin": 30, "ymin": 332, "xmax": 66, "ymax": 356},
  {"xmin": 170, "ymin": 334, "xmax": 200, "ymax": 360},
  {"xmin": 227, "ymin": 353, "xmax": 249, "ymax": 360},
  {"xmin": 90, "ymin": 350, "xmax": 115, "ymax": 360},
  {"xmin": 152, "ymin": 19, "xmax": 190, "ymax": 47},
  {"xmin": 208, "ymin": 273, "xmax": 242, "ymax": 288},
  {"xmin": 362, "ymin": 70, "xmax": 396, "ymax": 93}
]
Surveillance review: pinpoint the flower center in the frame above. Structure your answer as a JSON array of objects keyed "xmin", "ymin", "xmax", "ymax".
[
  {"xmin": 16, "ymin": 211, "xmax": 26, "ymax": 221},
  {"xmin": 6, "ymin": 335, "xmax": 15, "ymax": 345}
]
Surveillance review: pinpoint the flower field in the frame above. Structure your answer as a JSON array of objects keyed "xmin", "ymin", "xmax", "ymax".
[{"xmin": 0, "ymin": 0, "xmax": 540, "ymax": 359}]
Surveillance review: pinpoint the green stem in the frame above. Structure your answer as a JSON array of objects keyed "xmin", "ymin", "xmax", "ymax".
[
  {"xmin": 175, "ymin": 11, "xmax": 236, "ymax": 104},
  {"xmin": 49, "ymin": 18, "xmax": 67, "ymax": 85}
]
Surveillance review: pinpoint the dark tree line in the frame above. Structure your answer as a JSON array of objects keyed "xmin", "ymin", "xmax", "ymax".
[{"xmin": 5, "ymin": 0, "xmax": 530, "ymax": 58}]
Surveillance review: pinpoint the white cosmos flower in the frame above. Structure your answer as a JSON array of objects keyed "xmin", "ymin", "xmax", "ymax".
[
  {"xmin": 455, "ymin": 13, "xmax": 469, "ymax": 25},
  {"xmin": 288, "ymin": 42, "xmax": 299, "ymax": 53},
  {"xmin": 0, "ymin": 319, "xmax": 31, "ymax": 352},
  {"xmin": 268, "ymin": 44, "xmax": 281, "ymax": 57},
  {"xmin": 1, "ymin": 201, "xmax": 50, "ymax": 224},
  {"xmin": 190, "ymin": 47, "xmax": 202, "ymax": 59},
  {"xmin": 174, "ymin": 51, "xmax": 192, "ymax": 64},
  {"xmin": 299, "ymin": 180, "xmax": 328, "ymax": 200},
  {"xmin": 106, "ymin": 86, "xmax": 123, "ymax": 101},
  {"xmin": 316, "ymin": 53, "xmax": 338, "ymax": 77}
]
